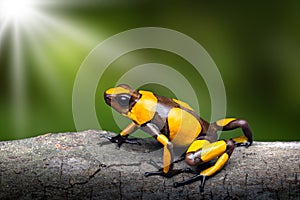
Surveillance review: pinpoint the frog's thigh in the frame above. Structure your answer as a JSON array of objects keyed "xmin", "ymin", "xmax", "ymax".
[
  {"xmin": 200, "ymin": 140, "xmax": 227, "ymax": 162},
  {"xmin": 185, "ymin": 140, "xmax": 227, "ymax": 166}
]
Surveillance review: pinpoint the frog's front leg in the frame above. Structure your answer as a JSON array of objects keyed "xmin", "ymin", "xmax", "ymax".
[
  {"xmin": 142, "ymin": 123, "xmax": 191, "ymax": 178},
  {"xmin": 142, "ymin": 123, "xmax": 174, "ymax": 176},
  {"xmin": 101, "ymin": 122, "xmax": 140, "ymax": 147}
]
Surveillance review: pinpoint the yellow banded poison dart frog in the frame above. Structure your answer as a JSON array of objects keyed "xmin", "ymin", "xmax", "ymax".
[{"xmin": 103, "ymin": 84, "xmax": 253, "ymax": 191}]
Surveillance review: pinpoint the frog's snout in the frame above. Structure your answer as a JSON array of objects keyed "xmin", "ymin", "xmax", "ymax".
[{"xmin": 104, "ymin": 93, "xmax": 112, "ymax": 106}]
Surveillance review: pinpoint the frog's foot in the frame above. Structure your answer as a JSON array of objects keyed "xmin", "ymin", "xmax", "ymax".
[
  {"xmin": 173, "ymin": 175, "xmax": 207, "ymax": 192},
  {"xmin": 99, "ymin": 134, "xmax": 141, "ymax": 147},
  {"xmin": 232, "ymin": 135, "xmax": 252, "ymax": 147},
  {"xmin": 147, "ymin": 156, "xmax": 185, "ymax": 169},
  {"xmin": 146, "ymin": 159, "xmax": 161, "ymax": 170},
  {"xmin": 235, "ymin": 141, "xmax": 252, "ymax": 147},
  {"xmin": 144, "ymin": 159, "xmax": 166, "ymax": 176},
  {"xmin": 144, "ymin": 167, "xmax": 195, "ymax": 178}
]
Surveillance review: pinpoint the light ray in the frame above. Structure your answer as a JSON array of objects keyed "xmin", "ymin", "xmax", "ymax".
[
  {"xmin": 0, "ymin": 19, "xmax": 9, "ymax": 36},
  {"xmin": 0, "ymin": 18, "xmax": 9, "ymax": 48},
  {"xmin": 10, "ymin": 21, "xmax": 27, "ymax": 136},
  {"xmin": 33, "ymin": 10, "xmax": 101, "ymax": 49},
  {"xmin": 25, "ymin": 9, "xmax": 103, "ymax": 75},
  {"xmin": 0, "ymin": 0, "xmax": 106, "ymax": 137},
  {"xmin": 22, "ymin": 19, "xmax": 67, "ymax": 108},
  {"xmin": 16, "ymin": 7, "xmax": 104, "ymax": 110}
]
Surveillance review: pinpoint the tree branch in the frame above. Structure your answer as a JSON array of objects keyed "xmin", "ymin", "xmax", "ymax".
[{"xmin": 0, "ymin": 130, "xmax": 299, "ymax": 199}]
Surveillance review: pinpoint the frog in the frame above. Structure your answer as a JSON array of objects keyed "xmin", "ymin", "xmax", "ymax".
[{"xmin": 102, "ymin": 84, "xmax": 253, "ymax": 191}]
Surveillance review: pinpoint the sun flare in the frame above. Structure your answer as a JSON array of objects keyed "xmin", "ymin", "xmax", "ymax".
[
  {"xmin": 0, "ymin": 0, "xmax": 101, "ymax": 136},
  {"xmin": 0, "ymin": 0, "xmax": 36, "ymax": 21}
]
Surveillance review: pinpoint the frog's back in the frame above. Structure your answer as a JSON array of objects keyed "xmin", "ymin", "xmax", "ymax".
[{"xmin": 154, "ymin": 95, "xmax": 208, "ymax": 146}]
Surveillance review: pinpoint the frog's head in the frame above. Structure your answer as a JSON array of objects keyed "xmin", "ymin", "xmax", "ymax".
[{"xmin": 104, "ymin": 84, "xmax": 140, "ymax": 115}]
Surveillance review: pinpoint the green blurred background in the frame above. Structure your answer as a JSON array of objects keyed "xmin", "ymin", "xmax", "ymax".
[{"xmin": 0, "ymin": 1, "xmax": 299, "ymax": 141}]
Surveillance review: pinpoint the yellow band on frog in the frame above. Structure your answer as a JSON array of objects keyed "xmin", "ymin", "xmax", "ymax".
[
  {"xmin": 232, "ymin": 135, "xmax": 248, "ymax": 144},
  {"xmin": 157, "ymin": 134, "xmax": 169, "ymax": 146},
  {"xmin": 200, "ymin": 140, "xmax": 227, "ymax": 162},
  {"xmin": 187, "ymin": 140, "xmax": 210, "ymax": 153},
  {"xmin": 106, "ymin": 87, "xmax": 130, "ymax": 95},
  {"xmin": 200, "ymin": 153, "xmax": 229, "ymax": 176},
  {"xmin": 163, "ymin": 146, "xmax": 172, "ymax": 173},
  {"xmin": 216, "ymin": 118, "xmax": 236, "ymax": 127},
  {"xmin": 128, "ymin": 90, "xmax": 157, "ymax": 125}
]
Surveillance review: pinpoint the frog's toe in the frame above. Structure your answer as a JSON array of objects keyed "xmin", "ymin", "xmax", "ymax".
[{"xmin": 144, "ymin": 170, "xmax": 164, "ymax": 177}]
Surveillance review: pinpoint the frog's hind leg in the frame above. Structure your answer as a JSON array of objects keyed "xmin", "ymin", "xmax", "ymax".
[
  {"xmin": 214, "ymin": 118, "xmax": 253, "ymax": 147},
  {"xmin": 174, "ymin": 139, "xmax": 235, "ymax": 191}
]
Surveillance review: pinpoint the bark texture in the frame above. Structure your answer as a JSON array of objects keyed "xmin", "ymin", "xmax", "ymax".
[{"xmin": 0, "ymin": 130, "xmax": 299, "ymax": 200}]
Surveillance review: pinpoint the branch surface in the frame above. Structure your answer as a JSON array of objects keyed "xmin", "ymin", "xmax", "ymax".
[{"xmin": 0, "ymin": 130, "xmax": 299, "ymax": 199}]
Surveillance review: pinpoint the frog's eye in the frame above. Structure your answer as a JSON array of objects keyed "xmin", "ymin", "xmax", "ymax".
[{"xmin": 116, "ymin": 94, "xmax": 130, "ymax": 107}]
